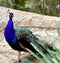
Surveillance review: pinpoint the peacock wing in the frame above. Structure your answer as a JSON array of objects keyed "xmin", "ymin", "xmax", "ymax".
[{"xmin": 14, "ymin": 26, "xmax": 32, "ymax": 40}]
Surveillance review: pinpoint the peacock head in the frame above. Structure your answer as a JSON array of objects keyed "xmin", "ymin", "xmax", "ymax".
[{"xmin": 9, "ymin": 12, "xmax": 14, "ymax": 18}]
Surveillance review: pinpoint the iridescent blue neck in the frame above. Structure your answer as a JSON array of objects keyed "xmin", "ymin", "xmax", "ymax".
[{"xmin": 4, "ymin": 17, "xmax": 15, "ymax": 42}]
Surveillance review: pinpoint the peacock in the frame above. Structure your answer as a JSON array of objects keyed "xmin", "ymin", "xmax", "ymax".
[{"xmin": 4, "ymin": 12, "xmax": 55, "ymax": 63}]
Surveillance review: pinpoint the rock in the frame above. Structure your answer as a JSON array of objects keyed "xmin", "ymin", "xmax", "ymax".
[{"xmin": 0, "ymin": 6, "xmax": 60, "ymax": 29}]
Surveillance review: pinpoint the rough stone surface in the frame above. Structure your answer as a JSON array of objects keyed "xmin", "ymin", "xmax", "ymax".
[{"xmin": 0, "ymin": 6, "xmax": 60, "ymax": 29}]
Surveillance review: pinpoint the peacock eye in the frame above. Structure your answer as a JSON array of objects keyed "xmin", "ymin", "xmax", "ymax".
[{"xmin": 9, "ymin": 13, "xmax": 14, "ymax": 18}]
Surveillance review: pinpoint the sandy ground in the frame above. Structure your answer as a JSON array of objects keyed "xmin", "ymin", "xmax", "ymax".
[{"xmin": 0, "ymin": 32, "xmax": 18, "ymax": 63}]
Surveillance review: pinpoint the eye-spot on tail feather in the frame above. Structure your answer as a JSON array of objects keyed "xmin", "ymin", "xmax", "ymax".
[{"xmin": 44, "ymin": 44, "xmax": 56, "ymax": 51}]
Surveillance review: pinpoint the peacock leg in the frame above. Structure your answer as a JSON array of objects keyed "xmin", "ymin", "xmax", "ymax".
[{"xmin": 18, "ymin": 51, "xmax": 21, "ymax": 63}]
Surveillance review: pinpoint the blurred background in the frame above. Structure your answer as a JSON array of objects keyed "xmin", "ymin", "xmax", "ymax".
[{"xmin": 0, "ymin": 0, "xmax": 60, "ymax": 17}]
